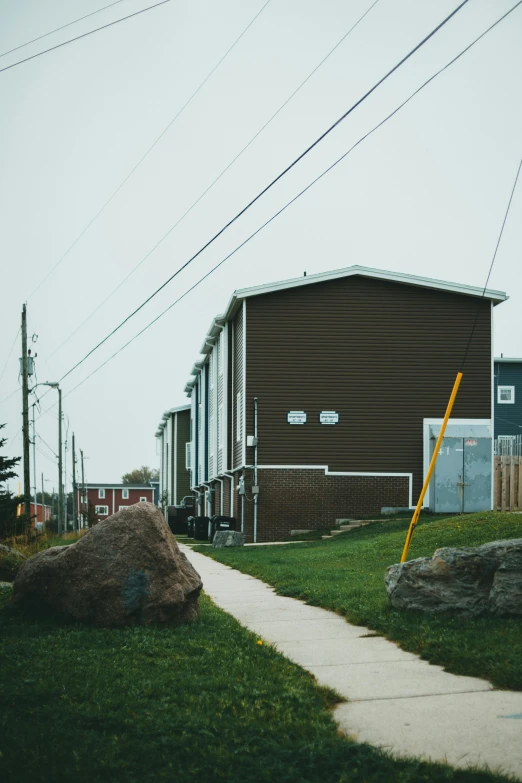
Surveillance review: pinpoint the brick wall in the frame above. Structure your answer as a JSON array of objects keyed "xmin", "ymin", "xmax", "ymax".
[{"xmin": 230, "ymin": 468, "xmax": 409, "ymax": 542}]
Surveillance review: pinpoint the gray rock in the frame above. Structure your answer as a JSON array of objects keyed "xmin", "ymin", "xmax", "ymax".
[
  {"xmin": 0, "ymin": 544, "xmax": 26, "ymax": 581},
  {"xmin": 385, "ymin": 538, "xmax": 522, "ymax": 617},
  {"xmin": 212, "ymin": 531, "xmax": 246, "ymax": 548},
  {"xmin": 13, "ymin": 502, "xmax": 202, "ymax": 626}
]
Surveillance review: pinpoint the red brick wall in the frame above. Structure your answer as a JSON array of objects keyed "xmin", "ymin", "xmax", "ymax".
[
  {"xmin": 86, "ymin": 488, "xmax": 153, "ymax": 520},
  {"xmin": 229, "ymin": 468, "xmax": 409, "ymax": 542}
]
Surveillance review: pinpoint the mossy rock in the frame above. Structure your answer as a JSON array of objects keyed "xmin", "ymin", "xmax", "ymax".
[{"xmin": 0, "ymin": 544, "xmax": 26, "ymax": 582}]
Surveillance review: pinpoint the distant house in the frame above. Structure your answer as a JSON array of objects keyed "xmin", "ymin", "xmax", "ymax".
[
  {"xmin": 494, "ymin": 357, "xmax": 522, "ymax": 443},
  {"xmin": 181, "ymin": 265, "xmax": 506, "ymax": 541},
  {"xmin": 155, "ymin": 406, "xmax": 191, "ymax": 512},
  {"xmin": 80, "ymin": 484, "xmax": 154, "ymax": 523}
]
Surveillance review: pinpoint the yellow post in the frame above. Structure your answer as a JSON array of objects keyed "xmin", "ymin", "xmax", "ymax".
[{"xmin": 400, "ymin": 371, "xmax": 463, "ymax": 563}]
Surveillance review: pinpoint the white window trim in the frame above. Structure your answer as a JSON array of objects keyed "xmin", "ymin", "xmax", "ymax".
[
  {"xmin": 185, "ymin": 442, "xmax": 191, "ymax": 470},
  {"xmin": 118, "ymin": 505, "xmax": 129, "ymax": 511},
  {"xmin": 498, "ymin": 385, "xmax": 515, "ymax": 404},
  {"xmin": 98, "ymin": 488, "xmax": 105, "ymax": 499},
  {"xmin": 218, "ymin": 403, "xmax": 223, "ymax": 449},
  {"xmin": 139, "ymin": 496, "xmax": 147, "ymax": 502},
  {"xmin": 122, "ymin": 488, "xmax": 129, "ymax": 499},
  {"xmin": 95, "ymin": 505, "xmax": 109, "ymax": 515}
]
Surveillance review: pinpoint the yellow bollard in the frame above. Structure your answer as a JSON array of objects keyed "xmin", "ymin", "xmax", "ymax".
[{"xmin": 400, "ymin": 372, "xmax": 463, "ymax": 563}]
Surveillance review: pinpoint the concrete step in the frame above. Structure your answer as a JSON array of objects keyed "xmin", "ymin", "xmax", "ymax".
[
  {"xmin": 330, "ymin": 530, "xmax": 344, "ymax": 536},
  {"xmin": 321, "ymin": 535, "xmax": 333, "ymax": 540}
]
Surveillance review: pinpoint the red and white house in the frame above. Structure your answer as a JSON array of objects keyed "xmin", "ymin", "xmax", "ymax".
[{"xmin": 79, "ymin": 484, "xmax": 154, "ymax": 523}]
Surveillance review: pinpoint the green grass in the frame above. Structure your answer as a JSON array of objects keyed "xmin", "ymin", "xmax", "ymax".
[
  {"xmin": 0, "ymin": 589, "xmax": 514, "ymax": 783},
  {"xmin": 197, "ymin": 512, "xmax": 522, "ymax": 690}
]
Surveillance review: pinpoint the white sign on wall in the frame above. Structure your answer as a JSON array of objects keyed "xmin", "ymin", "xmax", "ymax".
[
  {"xmin": 287, "ymin": 411, "xmax": 307, "ymax": 424},
  {"xmin": 319, "ymin": 411, "xmax": 339, "ymax": 425}
]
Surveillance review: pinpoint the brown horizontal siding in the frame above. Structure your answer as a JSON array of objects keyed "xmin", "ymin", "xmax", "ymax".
[
  {"xmin": 233, "ymin": 305, "xmax": 244, "ymax": 468},
  {"xmin": 245, "ymin": 275, "xmax": 492, "ymax": 499},
  {"xmin": 176, "ymin": 410, "xmax": 191, "ymax": 504}
]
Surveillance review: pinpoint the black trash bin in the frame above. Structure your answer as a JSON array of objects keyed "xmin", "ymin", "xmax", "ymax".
[
  {"xmin": 193, "ymin": 516, "xmax": 210, "ymax": 541},
  {"xmin": 209, "ymin": 515, "xmax": 237, "ymax": 542}
]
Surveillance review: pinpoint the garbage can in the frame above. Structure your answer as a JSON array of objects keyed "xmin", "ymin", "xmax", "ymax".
[
  {"xmin": 193, "ymin": 516, "xmax": 210, "ymax": 541},
  {"xmin": 209, "ymin": 515, "xmax": 237, "ymax": 542},
  {"xmin": 187, "ymin": 516, "xmax": 195, "ymax": 538}
]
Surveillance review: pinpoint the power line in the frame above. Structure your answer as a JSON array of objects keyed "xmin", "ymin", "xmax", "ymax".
[
  {"xmin": 0, "ymin": 327, "xmax": 20, "ymax": 387},
  {"xmin": 47, "ymin": 0, "xmax": 381, "ymax": 360},
  {"xmin": 0, "ymin": 0, "xmax": 177, "ymax": 75},
  {"xmin": 28, "ymin": 0, "xmax": 272, "ymax": 302},
  {"xmin": 55, "ymin": 0, "xmax": 472, "ymax": 387},
  {"xmin": 461, "ymin": 153, "xmax": 522, "ymax": 371},
  {"xmin": 39, "ymin": 0, "xmax": 521, "ymax": 410},
  {"xmin": 0, "ymin": 0, "xmax": 129, "ymax": 59}
]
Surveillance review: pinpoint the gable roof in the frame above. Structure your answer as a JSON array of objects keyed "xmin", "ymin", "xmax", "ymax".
[{"xmin": 185, "ymin": 265, "xmax": 508, "ymax": 394}]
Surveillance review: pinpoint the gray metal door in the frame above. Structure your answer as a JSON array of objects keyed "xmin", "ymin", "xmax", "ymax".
[
  {"xmin": 431, "ymin": 436, "xmax": 491, "ymax": 513},
  {"xmin": 432, "ymin": 437, "xmax": 465, "ymax": 513},
  {"xmin": 463, "ymin": 437, "xmax": 491, "ymax": 512}
]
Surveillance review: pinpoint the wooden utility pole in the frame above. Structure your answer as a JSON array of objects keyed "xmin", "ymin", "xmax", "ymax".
[
  {"xmin": 71, "ymin": 433, "xmax": 77, "ymax": 532},
  {"xmin": 80, "ymin": 449, "xmax": 85, "ymax": 529},
  {"xmin": 58, "ymin": 387, "xmax": 63, "ymax": 537},
  {"xmin": 21, "ymin": 305, "xmax": 31, "ymax": 519}
]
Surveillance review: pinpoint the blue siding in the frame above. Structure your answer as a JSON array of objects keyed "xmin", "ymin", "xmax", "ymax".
[{"xmin": 494, "ymin": 360, "xmax": 522, "ymax": 436}]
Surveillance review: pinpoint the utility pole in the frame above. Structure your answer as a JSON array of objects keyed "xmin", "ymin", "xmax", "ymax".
[
  {"xmin": 21, "ymin": 304, "xmax": 31, "ymax": 519},
  {"xmin": 80, "ymin": 449, "xmax": 85, "ymax": 529},
  {"xmin": 71, "ymin": 433, "xmax": 77, "ymax": 532},
  {"xmin": 58, "ymin": 387, "xmax": 63, "ymax": 537},
  {"xmin": 64, "ymin": 435, "xmax": 68, "ymax": 533},
  {"xmin": 32, "ymin": 404, "xmax": 37, "ymax": 524}
]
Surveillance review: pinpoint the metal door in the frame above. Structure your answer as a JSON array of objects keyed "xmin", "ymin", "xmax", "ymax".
[
  {"xmin": 462, "ymin": 437, "xmax": 491, "ymax": 512},
  {"xmin": 431, "ymin": 437, "xmax": 464, "ymax": 513},
  {"xmin": 430, "ymin": 436, "xmax": 491, "ymax": 512}
]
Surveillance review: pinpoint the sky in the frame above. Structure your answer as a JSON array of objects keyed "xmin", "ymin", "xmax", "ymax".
[{"xmin": 0, "ymin": 0, "xmax": 521, "ymax": 493}]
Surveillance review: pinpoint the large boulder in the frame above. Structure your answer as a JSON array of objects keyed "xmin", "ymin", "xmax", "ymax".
[
  {"xmin": 0, "ymin": 544, "xmax": 26, "ymax": 581},
  {"xmin": 385, "ymin": 538, "xmax": 522, "ymax": 617},
  {"xmin": 13, "ymin": 503, "xmax": 202, "ymax": 626}
]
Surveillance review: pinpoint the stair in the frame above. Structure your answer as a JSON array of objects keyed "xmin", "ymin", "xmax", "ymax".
[{"xmin": 322, "ymin": 519, "xmax": 380, "ymax": 540}]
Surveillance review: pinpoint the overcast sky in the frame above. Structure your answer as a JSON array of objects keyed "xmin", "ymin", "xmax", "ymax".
[{"xmin": 1, "ymin": 0, "xmax": 521, "ymax": 493}]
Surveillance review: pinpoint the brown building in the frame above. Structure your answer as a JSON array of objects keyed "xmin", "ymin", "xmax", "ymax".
[
  {"xmin": 155, "ymin": 406, "xmax": 192, "ymax": 511},
  {"xmin": 183, "ymin": 266, "xmax": 507, "ymax": 542},
  {"xmin": 80, "ymin": 484, "xmax": 154, "ymax": 523}
]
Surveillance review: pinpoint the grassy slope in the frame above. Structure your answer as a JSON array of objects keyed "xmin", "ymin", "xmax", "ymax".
[
  {"xmin": 198, "ymin": 512, "xmax": 522, "ymax": 690},
  {"xmin": 0, "ymin": 589, "xmax": 514, "ymax": 783}
]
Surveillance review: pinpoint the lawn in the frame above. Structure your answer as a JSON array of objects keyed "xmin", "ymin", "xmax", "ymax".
[
  {"xmin": 197, "ymin": 512, "xmax": 522, "ymax": 690},
  {"xmin": 0, "ymin": 583, "xmax": 514, "ymax": 783}
]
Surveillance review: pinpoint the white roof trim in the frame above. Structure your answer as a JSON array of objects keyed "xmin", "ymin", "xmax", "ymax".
[
  {"xmin": 155, "ymin": 404, "xmax": 191, "ymax": 435},
  {"xmin": 495, "ymin": 357, "xmax": 522, "ymax": 363},
  {"xmin": 229, "ymin": 265, "xmax": 507, "ymax": 308}
]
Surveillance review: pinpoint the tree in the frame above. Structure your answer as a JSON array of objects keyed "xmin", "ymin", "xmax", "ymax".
[
  {"xmin": 0, "ymin": 424, "xmax": 28, "ymax": 539},
  {"xmin": 121, "ymin": 466, "xmax": 159, "ymax": 485}
]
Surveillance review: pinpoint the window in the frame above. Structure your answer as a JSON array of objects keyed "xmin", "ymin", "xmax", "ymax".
[
  {"xmin": 119, "ymin": 505, "xmax": 129, "ymax": 511},
  {"xmin": 95, "ymin": 505, "xmax": 109, "ymax": 515},
  {"xmin": 140, "ymin": 497, "xmax": 147, "ymax": 502},
  {"xmin": 185, "ymin": 442, "xmax": 191, "ymax": 470},
  {"xmin": 98, "ymin": 488, "xmax": 105, "ymax": 499},
  {"xmin": 498, "ymin": 385, "xmax": 515, "ymax": 404},
  {"xmin": 122, "ymin": 488, "xmax": 129, "ymax": 499},
  {"xmin": 236, "ymin": 392, "xmax": 242, "ymax": 442}
]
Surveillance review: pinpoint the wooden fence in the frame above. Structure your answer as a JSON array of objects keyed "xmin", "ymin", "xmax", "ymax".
[{"xmin": 494, "ymin": 456, "xmax": 522, "ymax": 511}]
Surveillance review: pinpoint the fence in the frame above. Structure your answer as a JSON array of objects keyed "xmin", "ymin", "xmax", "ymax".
[
  {"xmin": 494, "ymin": 455, "xmax": 522, "ymax": 511},
  {"xmin": 494, "ymin": 435, "xmax": 522, "ymax": 457}
]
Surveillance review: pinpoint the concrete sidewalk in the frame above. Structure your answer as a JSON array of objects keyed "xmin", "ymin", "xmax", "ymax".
[{"xmin": 181, "ymin": 545, "xmax": 522, "ymax": 780}]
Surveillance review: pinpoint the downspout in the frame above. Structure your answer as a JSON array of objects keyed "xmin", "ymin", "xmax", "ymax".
[{"xmin": 253, "ymin": 397, "xmax": 258, "ymax": 543}]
